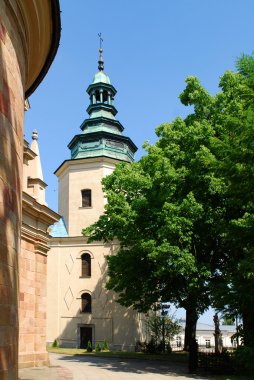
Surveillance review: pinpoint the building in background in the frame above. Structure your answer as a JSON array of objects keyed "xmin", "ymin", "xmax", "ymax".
[
  {"xmin": 172, "ymin": 321, "xmax": 236, "ymax": 351},
  {"xmin": 47, "ymin": 49, "xmax": 147, "ymax": 350},
  {"xmin": 0, "ymin": 1, "xmax": 60, "ymax": 377},
  {"xmin": 19, "ymin": 131, "xmax": 60, "ymax": 368}
]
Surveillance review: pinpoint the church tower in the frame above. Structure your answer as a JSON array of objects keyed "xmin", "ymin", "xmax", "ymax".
[
  {"xmin": 47, "ymin": 47, "xmax": 146, "ymax": 350},
  {"xmin": 55, "ymin": 47, "xmax": 137, "ymax": 236}
]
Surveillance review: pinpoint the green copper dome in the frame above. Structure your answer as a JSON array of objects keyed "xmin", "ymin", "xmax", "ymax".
[
  {"xmin": 92, "ymin": 71, "xmax": 111, "ymax": 84},
  {"xmin": 67, "ymin": 46, "xmax": 137, "ymax": 163}
]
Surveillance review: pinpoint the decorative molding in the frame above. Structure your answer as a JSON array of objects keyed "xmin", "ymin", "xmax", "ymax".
[
  {"xmin": 64, "ymin": 287, "xmax": 74, "ymax": 310},
  {"xmin": 22, "ymin": 191, "xmax": 60, "ymax": 256},
  {"xmin": 77, "ymin": 289, "xmax": 92, "ymax": 298},
  {"xmin": 76, "ymin": 250, "xmax": 94, "ymax": 259},
  {"xmin": 15, "ymin": 0, "xmax": 61, "ymax": 97},
  {"xmin": 54, "ymin": 156, "xmax": 123, "ymax": 177},
  {"xmin": 65, "ymin": 254, "xmax": 74, "ymax": 274},
  {"xmin": 23, "ymin": 140, "xmax": 37, "ymax": 163}
]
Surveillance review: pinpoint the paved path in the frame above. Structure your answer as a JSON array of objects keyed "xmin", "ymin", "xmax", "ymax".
[
  {"xmin": 19, "ymin": 361, "xmax": 73, "ymax": 380},
  {"xmin": 19, "ymin": 353, "xmax": 213, "ymax": 380},
  {"xmin": 47, "ymin": 353, "xmax": 210, "ymax": 380}
]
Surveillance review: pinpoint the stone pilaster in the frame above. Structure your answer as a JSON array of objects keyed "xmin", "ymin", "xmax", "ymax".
[
  {"xmin": 0, "ymin": 3, "xmax": 26, "ymax": 378},
  {"xmin": 19, "ymin": 193, "xmax": 60, "ymax": 368}
]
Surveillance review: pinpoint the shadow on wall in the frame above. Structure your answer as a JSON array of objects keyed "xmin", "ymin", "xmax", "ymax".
[
  {"xmin": 0, "ymin": 31, "xmax": 22, "ymax": 378},
  {"xmin": 51, "ymin": 243, "xmax": 148, "ymax": 351}
]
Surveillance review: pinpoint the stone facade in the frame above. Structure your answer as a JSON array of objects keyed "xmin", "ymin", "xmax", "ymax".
[
  {"xmin": 57, "ymin": 158, "xmax": 115, "ymax": 235},
  {"xmin": 47, "ymin": 53, "xmax": 148, "ymax": 351},
  {"xmin": 0, "ymin": 5, "xmax": 28, "ymax": 378},
  {"xmin": 47, "ymin": 158, "xmax": 148, "ymax": 350},
  {"xmin": 19, "ymin": 138, "xmax": 60, "ymax": 368},
  {"xmin": 0, "ymin": 1, "xmax": 60, "ymax": 377},
  {"xmin": 47, "ymin": 236, "xmax": 147, "ymax": 350}
]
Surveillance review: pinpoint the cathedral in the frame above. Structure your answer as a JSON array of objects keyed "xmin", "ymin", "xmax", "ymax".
[{"xmin": 46, "ymin": 48, "xmax": 148, "ymax": 350}]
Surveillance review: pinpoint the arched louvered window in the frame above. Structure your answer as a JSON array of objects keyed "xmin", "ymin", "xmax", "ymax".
[
  {"xmin": 81, "ymin": 189, "xmax": 92, "ymax": 207},
  {"xmin": 102, "ymin": 90, "xmax": 108, "ymax": 103},
  {"xmin": 81, "ymin": 253, "xmax": 91, "ymax": 277},
  {"xmin": 95, "ymin": 90, "xmax": 100, "ymax": 103},
  {"xmin": 81, "ymin": 293, "xmax": 92, "ymax": 313}
]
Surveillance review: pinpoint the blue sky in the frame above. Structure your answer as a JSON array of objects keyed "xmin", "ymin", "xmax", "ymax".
[{"xmin": 25, "ymin": 0, "xmax": 254, "ymax": 323}]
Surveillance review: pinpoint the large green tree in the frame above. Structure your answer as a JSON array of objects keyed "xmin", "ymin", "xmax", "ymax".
[
  {"xmin": 84, "ymin": 93, "xmax": 226, "ymax": 372},
  {"xmin": 84, "ymin": 53, "xmax": 254, "ymax": 371},
  {"xmin": 208, "ymin": 55, "xmax": 254, "ymax": 349}
]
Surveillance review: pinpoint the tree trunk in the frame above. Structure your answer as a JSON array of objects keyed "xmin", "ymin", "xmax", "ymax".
[
  {"xmin": 242, "ymin": 308, "xmax": 254, "ymax": 347},
  {"xmin": 184, "ymin": 308, "xmax": 197, "ymax": 351},
  {"xmin": 184, "ymin": 307, "xmax": 198, "ymax": 373},
  {"xmin": 213, "ymin": 313, "xmax": 223, "ymax": 354}
]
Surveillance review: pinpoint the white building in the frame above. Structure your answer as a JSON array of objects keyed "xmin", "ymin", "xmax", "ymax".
[{"xmin": 172, "ymin": 321, "xmax": 236, "ymax": 350}]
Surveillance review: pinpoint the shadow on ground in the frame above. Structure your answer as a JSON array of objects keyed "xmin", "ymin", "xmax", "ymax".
[{"xmin": 54, "ymin": 354, "xmax": 206, "ymax": 378}]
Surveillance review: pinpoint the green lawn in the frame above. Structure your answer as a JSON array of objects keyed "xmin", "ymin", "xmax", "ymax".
[{"xmin": 47, "ymin": 347, "xmax": 188, "ymax": 362}]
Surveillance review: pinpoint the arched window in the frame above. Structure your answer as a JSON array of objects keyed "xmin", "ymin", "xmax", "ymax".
[
  {"xmin": 81, "ymin": 253, "xmax": 91, "ymax": 277},
  {"xmin": 81, "ymin": 293, "xmax": 91, "ymax": 313},
  {"xmin": 81, "ymin": 189, "xmax": 91, "ymax": 207},
  {"xmin": 95, "ymin": 90, "xmax": 100, "ymax": 103},
  {"xmin": 102, "ymin": 90, "xmax": 108, "ymax": 103}
]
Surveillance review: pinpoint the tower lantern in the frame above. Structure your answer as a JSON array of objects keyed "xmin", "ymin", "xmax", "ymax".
[{"xmin": 68, "ymin": 46, "xmax": 137, "ymax": 162}]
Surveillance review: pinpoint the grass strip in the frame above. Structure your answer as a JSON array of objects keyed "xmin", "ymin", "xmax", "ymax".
[{"xmin": 47, "ymin": 347, "xmax": 188, "ymax": 362}]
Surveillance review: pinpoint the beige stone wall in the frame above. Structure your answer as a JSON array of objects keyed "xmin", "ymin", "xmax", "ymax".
[
  {"xmin": 57, "ymin": 159, "xmax": 115, "ymax": 236},
  {"xmin": 58, "ymin": 171, "xmax": 70, "ymax": 229},
  {"xmin": 47, "ymin": 238, "xmax": 148, "ymax": 350},
  {"xmin": 19, "ymin": 190, "xmax": 60, "ymax": 368},
  {"xmin": 0, "ymin": 3, "xmax": 26, "ymax": 378},
  {"xmin": 51, "ymin": 157, "xmax": 148, "ymax": 351},
  {"xmin": 19, "ymin": 239, "xmax": 49, "ymax": 368},
  {"xmin": 0, "ymin": 1, "xmax": 60, "ymax": 377}
]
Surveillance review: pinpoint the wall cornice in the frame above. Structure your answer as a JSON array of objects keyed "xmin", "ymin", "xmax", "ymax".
[
  {"xmin": 6, "ymin": 0, "xmax": 61, "ymax": 97},
  {"xmin": 50, "ymin": 235, "xmax": 119, "ymax": 248},
  {"xmin": 22, "ymin": 191, "xmax": 60, "ymax": 225},
  {"xmin": 54, "ymin": 156, "xmax": 121, "ymax": 177},
  {"xmin": 22, "ymin": 191, "xmax": 60, "ymax": 256}
]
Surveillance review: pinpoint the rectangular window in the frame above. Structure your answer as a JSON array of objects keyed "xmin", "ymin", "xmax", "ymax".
[
  {"xmin": 82, "ymin": 189, "xmax": 92, "ymax": 207},
  {"xmin": 205, "ymin": 339, "xmax": 211, "ymax": 348},
  {"xmin": 176, "ymin": 336, "xmax": 182, "ymax": 347}
]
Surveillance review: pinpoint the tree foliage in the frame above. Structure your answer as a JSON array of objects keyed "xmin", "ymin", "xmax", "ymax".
[
  {"xmin": 84, "ymin": 53, "xmax": 254, "ymax": 369},
  {"xmin": 209, "ymin": 54, "xmax": 254, "ymax": 348},
  {"xmin": 146, "ymin": 313, "xmax": 181, "ymax": 347}
]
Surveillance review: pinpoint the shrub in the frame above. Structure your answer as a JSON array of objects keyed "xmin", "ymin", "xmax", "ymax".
[
  {"xmin": 234, "ymin": 346, "xmax": 254, "ymax": 374},
  {"xmin": 135, "ymin": 341, "xmax": 146, "ymax": 352},
  {"xmin": 146, "ymin": 338, "xmax": 157, "ymax": 354},
  {"xmin": 86, "ymin": 340, "xmax": 93, "ymax": 352},
  {"xmin": 95, "ymin": 342, "xmax": 102, "ymax": 352},
  {"xmin": 52, "ymin": 339, "xmax": 58, "ymax": 348},
  {"xmin": 103, "ymin": 339, "xmax": 109, "ymax": 351},
  {"xmin": 166, "ymin": 342, "xmax": 172, "ymax": 354}
]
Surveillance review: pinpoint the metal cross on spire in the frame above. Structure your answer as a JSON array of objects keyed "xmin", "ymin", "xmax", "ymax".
[
  {"xmin": 98, "ymin": 32, "xmax": 103, "ymax": 49},
  {"xmin": 98, "ymin": 33, "xmax": 104, "ymax": 71}
]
